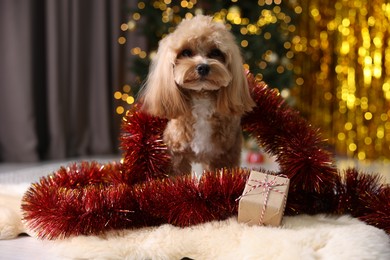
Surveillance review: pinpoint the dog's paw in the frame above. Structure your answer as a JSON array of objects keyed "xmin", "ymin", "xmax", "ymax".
[
  {"xmin": 164, "ymin": 134, "xmax": 190, "ymax": 152},
  {"xmin": 0, "ymin": 206, "xmax": 25, "ymax": 239},
  {"xmin": 170, "ymin": 141, "xmax": 190, "ymax": 152}
]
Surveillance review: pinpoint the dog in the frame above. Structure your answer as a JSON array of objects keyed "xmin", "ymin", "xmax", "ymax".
[{"xmin": 139, "ymin": 15, "xmax": 255, "ymax": 175}]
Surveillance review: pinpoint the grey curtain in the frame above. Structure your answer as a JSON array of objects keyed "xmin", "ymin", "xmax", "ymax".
[{"xmin": 0, "ymin": 0, "xmax": 126, "ymax": 162}]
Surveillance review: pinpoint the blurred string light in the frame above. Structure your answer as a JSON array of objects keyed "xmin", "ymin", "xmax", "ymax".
[
  {"xmin": 114, "ymin": 11, "xmax": 140, "ymax": 115},
  {"xmin": 114, "ymin": 0, "xmax": 298, "ymax": 116},
  {"xmin": 113, "ymin": 84, "xmax": 135, "ymax": 115},
  {"xmin": 293, "ymin": 0, "xmax": 390, "ymax": 161}
]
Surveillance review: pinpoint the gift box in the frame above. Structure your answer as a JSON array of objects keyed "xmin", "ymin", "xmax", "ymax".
[{"xmin": 237, "ymin": 170, "xmax": 289, "ymax": 226}]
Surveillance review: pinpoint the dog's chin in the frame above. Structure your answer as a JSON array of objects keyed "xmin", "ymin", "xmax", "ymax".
[
  {"xmin": 179, "ymin": 79, "xmax": 224, "ymax": 91},
  {"xmin": 175, "ymin": 72, "xmax": 232, "ymax": 92}
]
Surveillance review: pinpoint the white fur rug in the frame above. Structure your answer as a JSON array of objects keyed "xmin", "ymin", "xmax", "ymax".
[{"xmin": 1, "ymin": 184, "xmax": 390, "ymax": 259}]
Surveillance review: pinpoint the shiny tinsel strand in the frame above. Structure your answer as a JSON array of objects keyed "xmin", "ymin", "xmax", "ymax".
[
  {"xmin": 358, "ymin": 186, "xmax": 390, "ymax": 234},
  {"xmin": 335, "ymin": 168, "xmax": 385, "ymax": 216},
  {"xmin": 119, "ymin": 104, "xmax": 171, "ymax": 184},
  {"xmin": 333, "ymin": 168, "xmax": 390, "ymax": 233},
  {"xmin": 22, "ymin": 164, "xmax": 252, "ymax": 238},
  {"xmin": 242, "ymin": 73, "xmax": 339, "ymax": 214}
]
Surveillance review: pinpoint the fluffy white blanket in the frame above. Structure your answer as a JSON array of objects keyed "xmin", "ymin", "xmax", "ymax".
[{"xmin": 1, "ymin": 184, "xmax": 389, "ymax": 260}]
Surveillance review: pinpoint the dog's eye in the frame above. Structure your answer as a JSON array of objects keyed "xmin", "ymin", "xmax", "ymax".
[
  {"xmin": 208, "ymin": 49, "xmax": 224, "ymax": 59},
  {"xmin": 179, "ymin": 49, "xmax": 193, "ymax": 58}
]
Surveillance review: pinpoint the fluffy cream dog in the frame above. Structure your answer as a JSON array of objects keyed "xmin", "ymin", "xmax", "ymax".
[{"xmin": 140, "ymin": 15, "xmax": 255, "ymax": 175}]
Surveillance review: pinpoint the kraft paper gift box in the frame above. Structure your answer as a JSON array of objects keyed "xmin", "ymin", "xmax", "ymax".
[{"xmin": 237, "ymin": 170, "xmax": 289, "ymax": 226}]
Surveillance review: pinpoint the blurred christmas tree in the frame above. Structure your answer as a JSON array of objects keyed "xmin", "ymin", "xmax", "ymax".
[{"xmin": 124, "ymin": 0, "xmax": 299, "ymax": 95}]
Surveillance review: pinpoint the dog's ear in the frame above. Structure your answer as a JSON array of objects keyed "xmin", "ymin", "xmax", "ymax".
[
  {"xmin": 139, "ymin": 37, "xmax": 188, "ymax": 119},
  {"xmin": 217, "ymin": 42, "xmax": 255, "ymax": 115}
]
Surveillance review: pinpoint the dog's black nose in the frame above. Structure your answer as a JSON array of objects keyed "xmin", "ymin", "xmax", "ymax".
[{"xmin": 196, "ymin": 64, "xmax": 210, "ymax": 76}]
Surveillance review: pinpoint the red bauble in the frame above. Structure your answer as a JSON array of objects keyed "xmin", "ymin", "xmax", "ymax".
[
  {"xmin": 246, "ymin": 151, "xmax": 265, "ymax": 164},
  {"xmin": 21, "ymin": 73, "xmax": 390, "ymax": 239}
]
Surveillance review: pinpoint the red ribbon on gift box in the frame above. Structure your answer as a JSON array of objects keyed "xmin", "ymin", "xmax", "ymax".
[{"xmin": 237, "ymin": 174, "xmax": 288, "ymax": 225}]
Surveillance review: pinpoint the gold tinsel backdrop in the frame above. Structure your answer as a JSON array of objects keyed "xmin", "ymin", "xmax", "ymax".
[{"xmin": 294, "ymin": 0, "xmax": 390, "ymax": 161}]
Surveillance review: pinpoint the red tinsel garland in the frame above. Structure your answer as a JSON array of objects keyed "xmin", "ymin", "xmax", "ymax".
[
  {"xmin": 22, "ymin": 163, "xmax": 250, "ymax": 239},
  {"xmin": 242, "ymin": 74, "xmax": 340, "ymax": 215},
  {"xmin": 21, "ymin": 73, "xmax": 390, "ymax": 239},
  {"xmin": 119, "ymin": 105, "xmax": 169, "ymax": 184}
]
